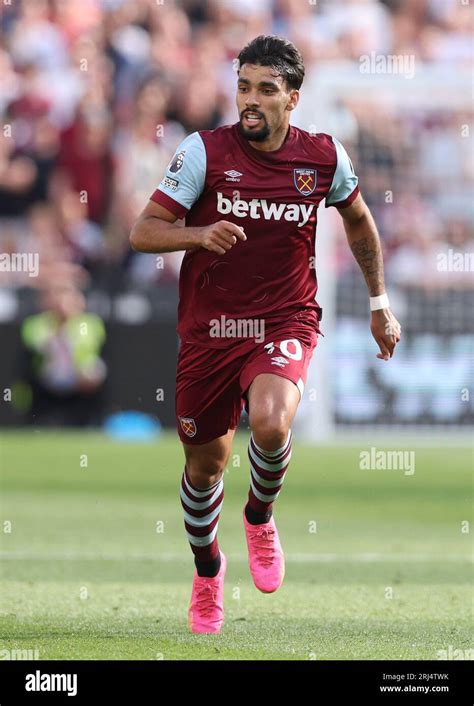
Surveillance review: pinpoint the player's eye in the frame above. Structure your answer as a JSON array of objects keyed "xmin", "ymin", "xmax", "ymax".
[{"xmin": 238, "ymin": 86, "xmax": 248, "ymax": 92}]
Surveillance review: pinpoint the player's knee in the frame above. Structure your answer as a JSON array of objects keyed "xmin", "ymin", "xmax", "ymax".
[
  {"xmin": 250, "ymin": 412, "xmax": 290, "ymax": 452},
  {"xmin": 185, "ymin": 458, "xmax": 225, "ymax": 489}
]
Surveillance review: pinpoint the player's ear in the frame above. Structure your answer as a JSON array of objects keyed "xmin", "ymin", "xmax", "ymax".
[{"xmin": 286, "ymin": 89, "xmax": 299, "ymax": 111}]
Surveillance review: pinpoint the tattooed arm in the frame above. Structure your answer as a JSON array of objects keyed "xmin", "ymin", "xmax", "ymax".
[
  {"xmin": 340, "ymin": 196, "xmax": 385, "ymax": 296},
  {"xmin": 338, "ymin": 193, "xmax": 401, "ymax": 360}
]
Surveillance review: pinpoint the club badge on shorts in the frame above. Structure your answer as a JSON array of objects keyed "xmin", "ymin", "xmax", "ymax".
[
  {"xmin": 294, "ymin": 168, "xmax": 317, "ymax": 196},
  {"xmin": 179, "ymin": 417, "xmax": 197, "ymax": 437}
]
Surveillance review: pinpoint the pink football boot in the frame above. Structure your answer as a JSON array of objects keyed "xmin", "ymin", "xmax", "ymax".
[
  {"xmin": 188, "ymin": 551, "xmax": 227, "ymax": 634},
  {"xmin": 243, "ymin": 510, "xmax": 285, "ymax": 593}
]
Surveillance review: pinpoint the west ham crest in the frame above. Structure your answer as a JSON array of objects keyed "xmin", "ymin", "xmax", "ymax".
[
  {"xmin": 179, "ymin": 417, "xmax": 197, "ymax": 437},
  {"xmin": 294, "ymin": 168, "xmax": 317, "ymax": 196}
]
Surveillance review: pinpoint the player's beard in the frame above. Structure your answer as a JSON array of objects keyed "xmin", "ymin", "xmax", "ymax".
[{"xmin": 238, "ymin": 113, "xmax": 271, "ymax": 142}]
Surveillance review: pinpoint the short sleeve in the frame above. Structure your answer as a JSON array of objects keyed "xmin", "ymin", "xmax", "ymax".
[
  {"xmin": 150, "ymin": 132, "xmax": 206, "ymax": 218},
  {"xmin": 325, "ymin": 137, "xmax": 359, "ymax": 208}
]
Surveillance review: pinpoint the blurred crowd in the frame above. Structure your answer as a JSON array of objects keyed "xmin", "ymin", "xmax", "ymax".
[
  {"xmin": 332, "ymin": 99, "xmax": 473, "ymax": 290},
  {"xmin": 0, "ymin": 0, "xmax": 472, "ymax": 301}
]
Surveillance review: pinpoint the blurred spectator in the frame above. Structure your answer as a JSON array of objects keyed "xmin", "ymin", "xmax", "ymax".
[
  {"xmin": 53, "ymin": 106, "xmax": 114, "ymax": 225},
  {"xmin": 20, "ymin": 282, "xmax": 107, "ymax": 426},
  {"xmin": 0, "ymin": 128, "xmax": 39, "ymax": 217}
]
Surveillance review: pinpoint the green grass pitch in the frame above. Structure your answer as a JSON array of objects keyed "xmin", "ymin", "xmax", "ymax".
[{"xmin": 0, "ymin": 431, "xmax": 472, "ymax": 660}]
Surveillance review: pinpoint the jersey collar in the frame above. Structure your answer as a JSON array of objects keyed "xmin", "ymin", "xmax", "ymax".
[{"xmin": 233, "ymin": 121, "xmax": 295, "ymax": 164}]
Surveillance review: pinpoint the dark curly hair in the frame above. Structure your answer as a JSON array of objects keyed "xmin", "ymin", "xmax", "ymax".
[{"xmin": 237, "ymin": 35, "xmax": 305, "ymax": 91}]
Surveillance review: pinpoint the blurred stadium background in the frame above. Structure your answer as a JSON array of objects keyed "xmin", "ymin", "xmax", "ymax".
[
  {"xmin": 0, "ymin": 0, "xmax": 472, "ymax": 661},
  {"xmin": 0, "ymin": 0, "xmax": 472, "ymax": 435}
]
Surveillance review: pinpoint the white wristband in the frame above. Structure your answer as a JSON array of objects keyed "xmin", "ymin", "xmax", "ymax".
[{"xmin": 370, "ymin": 293, "xmax": 390, "ymax": 311}]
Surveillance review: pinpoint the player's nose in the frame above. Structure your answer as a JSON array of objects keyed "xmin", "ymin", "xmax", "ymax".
[{"xmin": 244, "ymin": 95, "xmax": 260, "ymax": 108}]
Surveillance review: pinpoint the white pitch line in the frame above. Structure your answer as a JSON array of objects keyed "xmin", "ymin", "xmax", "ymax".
[{"xmin": 0, "ymin": 552, "xmax": 472, "ymax": 563}]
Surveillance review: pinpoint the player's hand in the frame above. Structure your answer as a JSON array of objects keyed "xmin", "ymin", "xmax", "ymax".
[
  {"xmin": 197, "ymin": 220, "xmax": 247, "ymax": 255},
  {"xmin": 370, "ymin": 308, "xmax": 401, "ymax": 360}
]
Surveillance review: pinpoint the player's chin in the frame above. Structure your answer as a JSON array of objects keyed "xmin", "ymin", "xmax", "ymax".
[{"xmin": 238, "ymin": 120, "xmax": 270, "ymax": 142}]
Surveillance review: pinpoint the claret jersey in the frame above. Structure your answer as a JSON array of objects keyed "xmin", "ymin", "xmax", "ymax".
[{"xmin": 150, "ymin": 122, "xmax": 359, "ymax": 348}]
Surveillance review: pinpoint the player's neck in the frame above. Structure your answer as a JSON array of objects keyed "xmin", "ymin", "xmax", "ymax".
[{"xmin": 248, "ymin": 123, "xmax": 290, "ymax": 152}]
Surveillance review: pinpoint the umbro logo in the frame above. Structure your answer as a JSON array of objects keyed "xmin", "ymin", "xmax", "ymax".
[{"xmin": 224, "ymin": 170, "xmax": 242, "ymax": 182}]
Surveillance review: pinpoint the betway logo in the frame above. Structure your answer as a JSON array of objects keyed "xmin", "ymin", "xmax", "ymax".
[{"xmin": 217, "ymin": 192, "xmax": 314, "ymax": 227}]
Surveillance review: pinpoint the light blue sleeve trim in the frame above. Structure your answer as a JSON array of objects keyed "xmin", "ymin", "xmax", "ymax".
[
  {"xmin": 326, "ymin": 136, "xmax": 358, "ymax": 206},
  {"xmin": 156, "ymin": 132, "xmax": 206, "ymax": 211}
]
